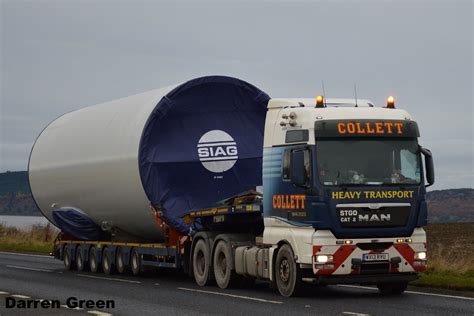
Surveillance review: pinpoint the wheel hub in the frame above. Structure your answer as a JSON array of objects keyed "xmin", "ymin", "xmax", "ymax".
[
  {"xmin": 133, "ymin": 256, "xmax": 138, "ymax": 270},
  {"xmin": 197, "ymin": 251, "xmax": 205, "ymax": 275},
  {"xmin": 279, "ymin": 259, "xmax": 290, "ymax": 283},
  {"xmin": 218, "ymin": 252, "xmax": 227, "ymax": 276}
]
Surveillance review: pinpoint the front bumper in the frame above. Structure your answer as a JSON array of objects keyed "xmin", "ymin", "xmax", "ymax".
[{"xmin": 312, "ymin": 228, "xmax": 427, "ymax": 276}]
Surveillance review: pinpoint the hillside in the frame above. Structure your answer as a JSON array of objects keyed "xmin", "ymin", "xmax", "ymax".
[
  {"xmin": 0, "ymin": 171, "xmax": 473, "ymax": 222},
  {"xmin": 0, "ymin": 171, "xmax": 31, "ymax": 196},
  {"xmin": 425, "ymin": 189, "xmax": 473, "ymax": 223}
]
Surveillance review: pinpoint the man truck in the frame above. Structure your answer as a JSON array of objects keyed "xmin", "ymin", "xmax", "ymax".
[{"xmin": 28, "ymin": 76, "xmax": 434, "ymax": 297}]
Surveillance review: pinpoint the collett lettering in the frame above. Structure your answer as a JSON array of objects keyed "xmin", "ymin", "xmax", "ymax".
[
  {"xmin": 337, "ymin": 122, "xmax": 403, "ymax": 135},
  {"xmin": 273, "ymin": 194, "xmax": 306, "ymax": 209}
]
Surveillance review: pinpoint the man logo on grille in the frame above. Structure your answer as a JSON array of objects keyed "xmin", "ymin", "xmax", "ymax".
[{"xmin": 197, "ymin": 130, "xmax": 238, "ymax": 173}]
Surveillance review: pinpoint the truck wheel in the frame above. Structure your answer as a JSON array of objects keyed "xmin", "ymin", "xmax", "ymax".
[
  {"xmin": 131, "ymin": 249, "xmax": 141, "ymax": 276},
  {"xmin": 89, "ymin": 246, "xmax": 100, "ymax": 273},
  {"xmin": 102, "ymin": 247, "xmax": 115, "ymax": 275},
  {"xmin": 275, "ymin": 244, "xmax": 302, "ymax": 297},
  {"xmin": 377, "ymin": 282, "xmax": 408, "ymax": 295},
  {"xmin": 116, "ymin": 247, "xmax": 127, "ymax": 274},
  {"xmin": 193, "ymin": 239, "xmax": 211, "ymax": 286},
  {"xmin": 213, "ymin": 240, "xmax": 238, "ymax": 289},
  {"xmin": 63, "ymin": 246, "xmax": 75, "ymax": 270},
  {"xmin": 76, "ymin": 247, "xmax": 87, "ymax": 271}
]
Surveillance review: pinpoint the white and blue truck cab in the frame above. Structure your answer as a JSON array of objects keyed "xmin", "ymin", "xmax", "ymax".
[{"xmin": 247, "ymin": 96, "xmax": 434, "ymax": 296}]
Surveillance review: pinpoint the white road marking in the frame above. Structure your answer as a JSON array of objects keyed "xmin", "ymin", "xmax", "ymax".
[
  {"xmin": 0, "ymin": 291, "xmax": 10, "ymax": 295},
  {"xmin": 6, "ymin": 265, "xmax": 53, "ymax": 273},
  {"xmin": 88, "ymin": 311, "xmax": 113, "ymax": 316},
  {"xmin": 77, "ymin": 274, "xmax": 141, "ymax": 284},
  {"xmin": 177, "ymin": 287, "xmax": 283, "ymax": 304},
  {"xmin": 0, "ymin": 251, "xmax": 52, "ymax": 258},
  {"xmin": 61, "ymin": 305, "xmax": 83, "ymax": 310},
  {"xmin": 11, "ymin": 294, "xmax": 31, "ymax": 299},
  {"xmin": 404, "ymin": 290, "xmax": 474, "ymax": 301},
  {"xmin": 342, "ymin": 312, "xmax": 370, "ymax": 316},
  {"xmin": 338, "ymin": 285, "xmax": 474, "ymax": 301},
  {"xmin": 338, "ymin": 285, "xmax": 378, "ymax": 291}
]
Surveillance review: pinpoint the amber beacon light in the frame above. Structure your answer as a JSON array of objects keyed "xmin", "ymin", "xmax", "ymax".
[
  {"xmin": 316, "ymin": 95, "xmax": 325, "ymax": 108},
  {"xmin": 386, "ymin": 96, "xmax": 395, "ymax": 108}
]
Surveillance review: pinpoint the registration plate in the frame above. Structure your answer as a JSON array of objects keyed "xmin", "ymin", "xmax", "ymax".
[{"xmin": 363, "ymin": 253, "xmax": 389, "ymax": 261}]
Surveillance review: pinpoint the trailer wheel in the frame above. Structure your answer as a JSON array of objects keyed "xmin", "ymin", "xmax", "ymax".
[
  {"xmin": 76, "ymin": 247, "xmax": 87, "ymax": 271},
  {"xmin": 102, "ymin": 247, "xmax": 115, "ymax": 275},
  {"xmin": 89, "ymin": 246, "xmax": 100, "ymax": 273},
  {"xmin": 377, "ymin": 282, "xmax": 408, "ymax": 295},
  {"xmin": 116, "ymin": 247, "xmax": 127, "ymax": 274},
  {"xmin": 274, "ymin": 244, "xmax": 302, "ymax": 297},
  {"xmin": 131, "ymin": 249, "xmax": 141, "ymax": 276},
  {"xmin": 193, "ymin": 239, "xmax": 211, "ymax": 286},
  {"xmin": 213, "ymin": 240, "xmax": 238, "ymax": 289},
  {"xmin": 63, "ymin": 246, "xmax": 75, "ymax": 270}
]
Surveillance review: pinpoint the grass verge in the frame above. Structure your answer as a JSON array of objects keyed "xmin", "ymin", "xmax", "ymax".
[
  {"xmin": 414, "ymin": 222, "xmax": 474, "ymax": 291},
  {"xmin": 413, "ymin": 269, "xmax": 474, "ymax": 291},
  {"xmin": 0, "ymin": 223, "xmax": 56, "ymax": 254}
]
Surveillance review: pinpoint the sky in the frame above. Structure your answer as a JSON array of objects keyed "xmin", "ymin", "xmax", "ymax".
[{"xmin": 0, "ymin": 0, "xmax": 472, "ymax": 190}]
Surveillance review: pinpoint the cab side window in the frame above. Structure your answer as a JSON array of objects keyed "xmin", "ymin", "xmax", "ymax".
[{"xmin": 282, "ymin": 148, "xmax": 311, "ymax": 184}]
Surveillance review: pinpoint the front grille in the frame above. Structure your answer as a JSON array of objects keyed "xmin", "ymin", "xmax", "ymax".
[
  {"xmin": 336, "ymin": 206, "xmax": 410, "ymax": 228},
  {"xmin": 360, "ymin": 262, "xmax": 390, "ymax": 275},
  {"xmin": 357, "ymin": 242, "xmax": 393, "ymax": 251}
]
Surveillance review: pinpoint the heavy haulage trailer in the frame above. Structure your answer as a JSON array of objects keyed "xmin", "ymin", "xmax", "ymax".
[{"xmin": 29, "ymin": 76, "xmax": 434, "ymax": 297}]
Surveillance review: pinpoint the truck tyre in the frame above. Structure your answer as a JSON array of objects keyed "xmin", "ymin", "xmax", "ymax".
[
  {"xmin": 275, "ymin": 244, "xmax": 302, "ymax": 297},
  {"xmin": 377, "ymin": 282, "xmax": 408, "ymax": 295},
  {"xmin": 76, "ymin": 247, "xmax": 87, "ymax": 271},
  {"xmin": 193, "ymin": 239, "xmax": 211, "ymax": 286},
  {"xmin": 63, "ymin": 246, "xmax": 75, "ymax": 270},
  {"xmin": 89, "ymin": 246, "xmax": 100, "ymax": 273},
  {"xmin": 213, "ymin": 240, "xmax": 238, "ymax": 289},
  {"xmin": 131, "ymin": 249, "xmax": 141, "ymax": 276},
  {"xmin": 116, "ymin": 247, "xmax": 127, "ymax": 274},
  {"xmin": 102, "ymin": 247, "xmax": 115, "ymax": 275}
]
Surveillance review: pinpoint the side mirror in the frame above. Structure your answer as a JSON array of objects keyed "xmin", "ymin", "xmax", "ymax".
[
  {"xmin": 420, "ymin": 147, "xmax": 435, "ymax": 187},
  {"xmin": 291, "ymin": 150, "xmax": 306, "ymax": 186}
]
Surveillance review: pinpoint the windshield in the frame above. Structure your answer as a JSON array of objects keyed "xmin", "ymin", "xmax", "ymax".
[{"xmin": 317, "ymin": 138, "xmax": 421, "ymax": 186}]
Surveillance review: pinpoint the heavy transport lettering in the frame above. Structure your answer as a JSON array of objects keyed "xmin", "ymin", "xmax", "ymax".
[{"xmin": 332, "ymin": 190, "xmax": 414, "ymax": 200}]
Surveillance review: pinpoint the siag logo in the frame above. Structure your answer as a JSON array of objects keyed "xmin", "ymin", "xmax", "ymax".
[{"xmin": 197, "ymin": 130, "xmax": 238, "ymax": 173}]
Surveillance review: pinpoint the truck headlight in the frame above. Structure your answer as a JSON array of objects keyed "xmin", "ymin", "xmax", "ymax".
[
  {"xmin": 415, "ymin": 251, "xmax": 427, "ymax": 260},
  {"xmin": 315, "ymin": 255, "xmax": 334, "ymax": 263}
]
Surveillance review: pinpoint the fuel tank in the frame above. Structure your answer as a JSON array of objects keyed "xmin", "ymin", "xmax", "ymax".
[{"xmin": 28, "ymin": 76, "xmax": 270, "ymax": 240}]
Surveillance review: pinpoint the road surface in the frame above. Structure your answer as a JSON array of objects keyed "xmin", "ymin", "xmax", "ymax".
[{"xmin": 0, "ymin": 252, "xmax": 472, "ymax": 315}]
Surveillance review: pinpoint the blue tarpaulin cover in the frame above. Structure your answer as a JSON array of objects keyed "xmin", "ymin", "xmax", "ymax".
[
  {"xmin": 139, "ymin": 76, "xmax": 270, "ymax": 233},
  {"xmin": 52, "ymin": 207, "xmax": 103, "ymax": 240}
]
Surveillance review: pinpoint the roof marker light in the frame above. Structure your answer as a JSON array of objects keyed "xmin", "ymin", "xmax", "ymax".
[
  {"xmin": 316, "ymin": 95, "xmax": 325, "ymax": 108},
  {"xmin": 386, "ymin": 96, "xmax": 395, "ymax": 108}
]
